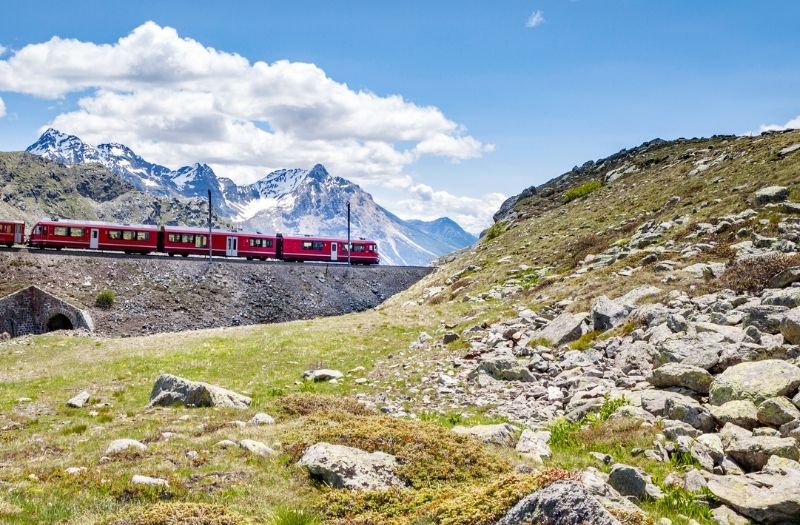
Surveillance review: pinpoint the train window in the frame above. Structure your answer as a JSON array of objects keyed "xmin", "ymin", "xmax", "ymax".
[
  {"xmin": 54, "ymin": 226, "xmax": 68, "ymax": 236},
  {"xmin": 70, "ymin": 228, "xmax": 84, "ymax": 237},
  {"xmin": 167, "ymin": 234, "xmax": 179, "ymax": 242},
  {"xmin": 194, "ymin": 235, "xmax": 207, "ymax": 248},
  {"xmin": 303, "ymin": 241, "xmax": 324, "ymax": 250},
  {"xmin": 352, "ymin": 244, "xmax": 365, "ymax": 252},
  {"xmin": 136, "ymin": 231, "xmax": 150, "ymax": 241},
  {"xmin": 249, "ymin": 238, "xmax": 273, "ymax": 248},
  {"xmin": 122, "ymin": 230, "xmax": 133, "ymax": 240},
  {"xmin": 181, "ymin": 234, "xmax": 194, "ymax": 244},
  {"xmin": 34, "ymin": 225, "xmax": 43, "ymax": 234},
  {"xmin": 108, "ymin": 230, "xmax": 122, "ymax": 240}
]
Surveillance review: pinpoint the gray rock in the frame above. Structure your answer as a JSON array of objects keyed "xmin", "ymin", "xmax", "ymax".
[
  {"xmin": 534, "ymin": 311, "xmax": 590, "ymax": 346},
  {"xmin": 610, "ymin": 405, "xmax": 656, "ymax": 424},
  {"xmin": 469, "ymin": 353, "xmax": 534, "ymax": 382},
  {"xmin": 297, "ymin": 442, "xmax": 405, "ymax": 490},
  {"xmin": 708, "ymin": 468, "xmax": 800, "ymax": 524},
  {"xmin": 239, "ymin": 439, "xmax": 275, "ymax": 457},
  {"xmin": 131, "ymin": 474, "xmax": 168, "ymax": 488},
  {"xmin": 148, "ymin": 373, "xmax": 251, "ymax": 409},
  {"xmin": 710, "ymin": 400, "xmax": 760, "ymax": 430},
  {"xmin": 649, "ymin": 363, "xmax": 714, "ymax": 394},
  {"xmin": 105, "ymin": 438, "xmax": 147, "ymax": 456},
  {"xmin": 770, "ymin": 267, "xmax": 800, "ymax": 289},
  {"xmin": 303, "ymin": 369, "xmax": 345, "ymax": 382},
  {"xmin": 683, "ymin": 468, "xmax": 708, "ymax": 492},
  {"xmin": 496, "ymin": 480, "xmax": 622, "ymax": 525},
  {"xmin": 592, "ymin": 296, "xmax": 629, "ymax": 331},
  {"xmin": 452, "ymin": 423, "xmax": 517, "ymax": 447},
  {"xmin": 250, "ymin": 413, "xmax": 275, "ymax": 426},
  {"xmin": 725, "ymin": 434, "xmax": 800, "ymax": 471},
  {"xmin": 442, "ymin": 331, "xmax": 460, "ymax": 344},
  {"xmin": 781, "ymin": 308, "xmax": 800, "ymax": 345},
  {"xmin": 755, "ymin": 186, "xmax": 789, "ymax": 205},
  {"xmin": 608, "ymin": 463, "xmax": 663, "ymax": 500},
  {"xmin": 762, "ymin": 288, "xmax": 800, "ymax": 308},
  {"xmin": 515, "ymin": 429, "xmax": 551, "ymax": 459},
  {"xmin": 711, "ymin": 505, "xmax": 752, "ymax": 525},
  {"xmin": 709, "ymin": 360, "xmax": 800, "ymax": 406},
  {"xmin": 741, "ymin": 305, "xmax": 789, "ymax": 334},
  {"xmin": 757, "ymin": 397, "xmax": 800, "ymax": 427},
  {"xmin": 66, "ymin": 391, "xmax": 90, "ymax": 408}
]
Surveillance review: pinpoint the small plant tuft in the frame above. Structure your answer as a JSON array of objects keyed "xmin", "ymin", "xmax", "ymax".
[
  {"xmin": 95, "ymin": 289, "xmax": 115, "ymax": 309},
  {"xmin": 482, "ymin": 221, "xmax": 507, "ymax": 242},
  {"xmin": 271, "ymin": 507, "xmax": 320, "ymax": 525}
]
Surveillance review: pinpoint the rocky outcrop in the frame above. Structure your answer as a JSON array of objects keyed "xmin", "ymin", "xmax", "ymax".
[
  {"xmin": 709, "ymin": 360, "xmax": 800, "ymax": 406},
  {"xmin": 148, "ymin": 374, "xmax": 251, "ymax": 409},
  {"xmin": 708, "ymin": 467, "xmax": 800, "ymax": 524}
]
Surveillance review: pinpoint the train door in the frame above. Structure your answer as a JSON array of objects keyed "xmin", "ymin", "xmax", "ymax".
[
  {"xmin": 90, "ymin": 228, "xmax": 100, "ymax": 249},
  {"xmin": 226, "ymin": 236, "xmax": 238, "ymax": 257},
  {"xmin": 330, "ymin": 242, "xmax": 338, "ymax": 261},
  {"xmin": 13, "ymin": 224, "xmax": 22, "ymax": 244}
]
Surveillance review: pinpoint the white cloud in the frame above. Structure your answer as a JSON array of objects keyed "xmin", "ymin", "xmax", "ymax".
[
  {"xmin": 760, "ymin": 115, "xmax": 800, "ymax": 133},
  {"xmin": 0, "ymin": 96, "xmax": 5, "ymax": 118},
  {"xmin": 0, "ymin": 22, "xmax": 492, "ymax": 189},
  {"xmin": 526, "ymin": 10, "xmax": 545, "ymax": 28},
  {"xmin": 0, "ymin": 45, "xmax": 6, "ymax": 57},
  {"xmin": 393, "ymin": 183, "xmax": 506, "ymax": 234}
]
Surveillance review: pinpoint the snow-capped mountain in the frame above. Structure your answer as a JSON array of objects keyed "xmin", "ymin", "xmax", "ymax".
[{"xmin": 26, "ymin": 129, "xmax": 476, "ymax": 265}]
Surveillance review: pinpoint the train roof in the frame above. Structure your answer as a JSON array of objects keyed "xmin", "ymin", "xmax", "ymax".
[
  {"xmin": 34, "ymin": 219, "xmax": 160, "ymax": 230},
  {"xmin": 281, "ymin": 235, "xmax": 377, "ymax": 244},
  {"xmin": 162, "ymin": 225, "xmax": 271, "ymax": 235},
  {"xmin": 0, "ymin": 219, "xmax": 25, "ymax": 224}
]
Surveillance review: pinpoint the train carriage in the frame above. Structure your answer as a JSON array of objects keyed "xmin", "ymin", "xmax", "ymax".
[
  {"xmin": 281, "ymin": 235, "xmax": 379, "ymax": 264},
  {"xmin": 28, "ymin": 220, "xmax": 159, "ymax": 254},
  {"xmin": 0, "ymin": 220, "xmax": 24, "ymax": 247},
  {"xmin": 162, "ymin": 226, "xmax": 278, "ymax": 260}
]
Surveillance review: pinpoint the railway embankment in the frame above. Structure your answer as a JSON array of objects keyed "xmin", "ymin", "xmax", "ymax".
[{"xmin": 0, "ymin": 249, "xmax": 432, "ymax": 336}]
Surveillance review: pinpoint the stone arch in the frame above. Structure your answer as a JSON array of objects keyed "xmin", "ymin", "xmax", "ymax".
[{"xmin": 45, "ymin": 313, "xmax": 74, "ymax": 332}]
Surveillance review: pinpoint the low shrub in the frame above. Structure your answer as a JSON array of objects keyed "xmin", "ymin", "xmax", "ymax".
[
  {"xmin": 482, "ymin": 222, "xmax": 506, "ymax": 242},
  {"xmin": 716, "ymin": 252, "xmax": 800, "ymax": 293},
  {"xmin": 95, "ymin": 289, "xmax": 115, "ymax": 309},
  {"xmin": 103, "ymin": 502, "xmax": 250, "ymax": 525},
  {"xmin": 563, "ymin": 180, "xmax": 602, "ymax": 204},
  {"xmin": 277, "ymin": 393, "xmax": 374, "ymax": 417},
  {"xmin": 271, "ymin": 507, "xmax": 320, "ymax": 525}
]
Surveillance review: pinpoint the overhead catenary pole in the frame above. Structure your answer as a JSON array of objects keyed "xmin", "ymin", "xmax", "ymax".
[
  {"xmin": 347, "ymin": 201, "xmax": 351, "ymax": 266},
  {"xmin": 207, "ymin": 189, "xmax": 213, "ymax": 268}
]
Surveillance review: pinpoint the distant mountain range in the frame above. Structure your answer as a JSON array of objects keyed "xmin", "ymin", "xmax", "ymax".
[{"xmin": 25, "ymin": 129, "xmax": 476, "ymax": 265}]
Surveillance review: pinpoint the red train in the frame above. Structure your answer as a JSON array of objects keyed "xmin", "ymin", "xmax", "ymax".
[{"xmin": 16, "ymin": 219, "xmax": 379, "ymax": 264}]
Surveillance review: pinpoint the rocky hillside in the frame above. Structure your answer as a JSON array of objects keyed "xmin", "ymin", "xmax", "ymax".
[
  {"xmin": 0, "ymin": 152, "xmax": 223, "ymax": 228},
  {"xmin": 1, "ymin": 130, "xmax": 800, "ymax": 525},
  {"xmin": 26, "ymin": 129, "xmax": 477, "ymax": 265}
]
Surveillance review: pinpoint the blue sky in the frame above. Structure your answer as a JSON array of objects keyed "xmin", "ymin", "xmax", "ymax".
[{"xmin": 1, "ymin": 1, "xmax": 799, "ymax": 232}]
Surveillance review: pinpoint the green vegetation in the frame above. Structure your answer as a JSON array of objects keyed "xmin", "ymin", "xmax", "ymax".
[
  {"xmin": 569, "ymin": 330, "xmax": 601, "ymax": 350},
  {"xmin": 482, "ymin": 221, "xmax": 506, "ymax": 242},
  {"xmin": 563, "ymin": 179, "xmax": 602, "ymax": 203},
  {"xmin": 270, "ymin": 507, "xmax": 321, "ymax": 525},
  {"xmin": 95, "ymin": 289, "xmax": 116, "ymax": 309}
]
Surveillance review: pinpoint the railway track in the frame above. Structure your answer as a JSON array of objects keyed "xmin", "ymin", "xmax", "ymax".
[{"xmin": 0, "ymin": 246, "xmax": 434, "ymax": 271}]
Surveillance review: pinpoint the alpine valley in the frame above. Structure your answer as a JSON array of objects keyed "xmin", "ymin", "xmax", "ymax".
[{"xmin": 23, "ymin": 129, "xmax": 477, "ymax": 265}]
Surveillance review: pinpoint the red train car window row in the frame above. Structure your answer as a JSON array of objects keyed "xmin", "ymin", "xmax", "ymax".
[
  {"xmin": 249, "ymin": 238, "xmax": 273, "ymax": 248},
  {"xmin": 52, "ymin": 226, "xmax": 85, "ymax": 237},
  {"xmin": 167, "ymin": 233, "xmax": 208, "ymax": 248},
  {"xmin": 108, "ymin": 230, "xmax": 151, "ymax": 241},
  {"xmin": 302, "ymin": 241, "xmax": 325, "ymax": 250}
]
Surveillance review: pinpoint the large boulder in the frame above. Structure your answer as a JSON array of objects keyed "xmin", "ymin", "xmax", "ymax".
[
  {"xmin": 297, "ymin": 442, "xmax": 405, "ymax": 490},
  {"xmin": 452, "ymin": 423, "xmax": 517, "ymax": 447},
  {"xmin": 757, "ymin": 397, "xmax": 800, "ymax": 427},
  {"xmin": 762, "ymin": 288, "xmax": 800, "ymax": 308},
  {"xmin": 608, "ymin": 464, "xmax": 663, "ymax": 501},
  {"xmin": 770, "ymin": 267, "xmax": 800, "ymax": 289},
  {"xmin": 534, "ymin": 311, "xmax": 590, "ymax": 346},
  {"xmin": 707, "ymin": 468, "xmax": 800, "ymax": 524},
  {"xmin": 496, "ymin": 480, "xmax": 622, "ymax": 525},
  {"xmin": 148, "ymin": 374, "xmax": 251, "ymax": 409},
  {"xmin": 515, "ymin": 429, "xmax": 552, "ymax": 459},
  {"xmin": 592, "ymin": 296, "xmax": 629, "ymax": 331},
  {"xmin": 469, "ymin": 353, "xmax": 535, "ymax": 382},
  {"xmin": 105, "ymin": 438, "xmax": 147, "ymax": 456},
  {"xmin": 781, "ymin": 308, "xmax": 800, "ymax": 345},
  {"xmin": 709, "ymin": 400, "xmax": 760, "ymax": 430},
  {"xmin": 755, "ymin": 186, "xmax": 789, "ymax": 205},
  {"xmin": 709, "ymin": 360, "xmax": 800, "ymax": 406},
  {"xmin": 725, "ymin": 434, "xmax": 799, "ymax": 471},
  {"xmin": 649, "ymin": 363, "xmax": 714, "ymax": 394}
]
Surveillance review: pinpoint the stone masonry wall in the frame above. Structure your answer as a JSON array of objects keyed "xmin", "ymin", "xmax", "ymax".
[{"xmin": 0, "ymin": 285, "xmax": 94, "ymax": 337}]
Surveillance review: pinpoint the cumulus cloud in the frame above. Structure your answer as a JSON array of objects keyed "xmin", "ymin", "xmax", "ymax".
[
  {"xmin": 760, "ymin": 115, "xmax": 800, "ymax": 133},
  {"xmin": 526, "ymin": 10, "xmax": 545, "ymax": 28},
  {"xmin": 0, "ymin": 96, "xmax": 5, "ymax": 118},
  {"xmin": 394, "ymin": 183, "xmax": 506, "ymax": 234},
  {"xmin": 0, "ymin": 22, "xmax": 492, "ymax": 189}
]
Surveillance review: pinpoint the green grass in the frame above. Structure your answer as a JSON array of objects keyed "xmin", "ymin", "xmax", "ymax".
[
  {"xmin": 95, "ymin": 289, "xmax": 116, "ymax": 309},
  {"xmin": 563, "ymin": 180, "xmax": 602, "ymax": 203}
]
